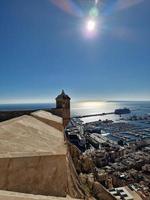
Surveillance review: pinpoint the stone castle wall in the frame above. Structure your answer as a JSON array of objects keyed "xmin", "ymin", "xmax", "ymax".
[
  {"xmin": 0, "ymin": 107, "xmax": 70, "ymax": 128},
  {"xmin": 0, "ymin": 110, "xmax": 35, "ymax": 122},
  {"xmin": 51, "ymin": 108, "xmax": 70, "ymax": 128},
  {"xmin": 0, "ymin": 155, "xmax": 67, "ymax": 197}
]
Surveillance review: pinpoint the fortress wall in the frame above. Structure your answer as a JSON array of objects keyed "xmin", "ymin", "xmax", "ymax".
[
  {"xmin": 31, "ymin": 116, "xmax": 63, "ymax": 132},
  {"xmin": 0, "ymin": 111, "xmax": 35, "ymax": 122},
  {"xmin": 0, "ymin": 109, "xmax": 68, "ymax": 128},
  {"xmin": 50, "ymin": 109, "xmax": 70, "ymax": 128},
  {"xmin": 50, "ymin": 108, "xmax": 63, "ymax": 118},
  {"xmin": 0, "ymin": 190, "xmax": 81, "ymax": 200},
  {"xmin": 0, "ymin": 107, "xmax": 70, "ymax": 129},
  {"xmin": 0, "ymin": 155, "xmax": 67, "ymax": 197}
]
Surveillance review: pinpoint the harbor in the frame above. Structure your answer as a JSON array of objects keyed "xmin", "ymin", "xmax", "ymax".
[{"xmin": 74, "ymin": 108, "xmax": 131, "ymax": 119}]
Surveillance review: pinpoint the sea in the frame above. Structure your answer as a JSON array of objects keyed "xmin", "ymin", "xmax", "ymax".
[
  {"xmin": 71, "ymin": 101, "xmax": 150, "ymax": 124},
  {"xmin": 0, "ymin": 101, "xmax": 150, "ymax": 124}
]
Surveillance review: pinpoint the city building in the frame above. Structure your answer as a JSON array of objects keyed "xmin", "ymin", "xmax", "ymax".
[{"xmin": 109, "ymin": 186, "xmax": 142, "ymax": 200}]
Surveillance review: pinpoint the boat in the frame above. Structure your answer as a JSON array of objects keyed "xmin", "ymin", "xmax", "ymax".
[{"xmin": 114, "ymin": 108, "xmax": 131, "ymax": 115}]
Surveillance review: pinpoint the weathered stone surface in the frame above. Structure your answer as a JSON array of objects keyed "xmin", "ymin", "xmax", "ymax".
[
  {"xmin": 92, "ymin": 182, "xmax": 116, "ymax": 200},
  {"xmin": 66, "ymin": 153, "xmax": 85, "ymax": 199},
  {"xmin": 79, "ymin": 173, "xmax": 116, "ymax": 200},
  {"xmin": 0, "ymin": 190, "xmax": 80, "ymax": 200},
  {"xmin": 0, "ymin": 155, "xmax": 67, "ymax": 197},
  {"xmin": 0, "ymin": 113, "xmax": 84, "ymax": 198},
  {"xmin": 81, "ymin": 156, "xmax": 95, "ymax": 174},
  {"xmin": 31, "ymin": 110, "xmax": 63, "ymax": 132},
  {"xmin": 68, "ymin": 144, "xmax": 95, "ymax": 174},
  {"xmin": 87, "ymin": 174, "xmax": 94, "ymax": 191},
  {"xmin": 0, "ymin": 115, "xmax": 66, "ymax": 156}
]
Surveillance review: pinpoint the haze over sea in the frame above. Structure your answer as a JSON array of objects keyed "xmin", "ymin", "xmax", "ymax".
[{"xmin": 0, "ymin": 101, "xmax": 150, "ymax": 123}]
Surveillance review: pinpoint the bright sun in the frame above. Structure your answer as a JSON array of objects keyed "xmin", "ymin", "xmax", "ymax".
[{"xmin": 86, "ymin": 19, "xmax": 96, "ymax": 32}]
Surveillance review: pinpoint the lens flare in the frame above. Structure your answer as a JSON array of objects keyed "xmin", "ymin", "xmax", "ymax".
[
  {"xmin": 50, "ymin": 0, "xmax": 83, "ymax": 17},
  {"xmin": 86, "ymin": 19, "xmax": 96, "ymax": 32},
  {"xmin": 89, "ymin": 7, "xmax": 99, "ymax": 17}
]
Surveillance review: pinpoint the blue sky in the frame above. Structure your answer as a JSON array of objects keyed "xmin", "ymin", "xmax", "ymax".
[{"xmin": 0, "ymin": 0, "xmax": 150, "ymax": 103}]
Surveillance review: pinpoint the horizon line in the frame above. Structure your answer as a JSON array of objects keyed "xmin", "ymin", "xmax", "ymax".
[{"xmin": 0, "ymin": 99, "xmax": 150, "ymax": 105}]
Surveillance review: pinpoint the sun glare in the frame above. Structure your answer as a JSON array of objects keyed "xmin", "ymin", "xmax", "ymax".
[
  {"xmin": 79, "ymin": 101, "xmax": 105, "ymax": 108},
  {"xmin": 86, "ymin": 19, "xmax": 96, "ymax": 32}
]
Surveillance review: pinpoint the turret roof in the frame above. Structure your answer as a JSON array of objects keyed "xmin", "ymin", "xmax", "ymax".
[{"xmin": 56, "ymin": 90, "xmax": 70, "ymax": 100}]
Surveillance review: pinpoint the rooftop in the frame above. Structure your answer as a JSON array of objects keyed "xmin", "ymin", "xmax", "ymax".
[
  {"xmin": 0, "ymin": 114, "xmax": 66, "ymax": 158},
  {"xmin": 31, "ymin": 110, "xmax": 62, "ymax": 124},
  {"xmin": 56, "ymin": 90, "xmax": 70, "ymax": 100},
  {"xmin": 109, "ymin": 186, "xmax": 142, "ymax": 200}
]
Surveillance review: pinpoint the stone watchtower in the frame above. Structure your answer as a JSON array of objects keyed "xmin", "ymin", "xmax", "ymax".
[{"xmin": 55, "ymin": 90, "xmax": 71, "ymax": 128}]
